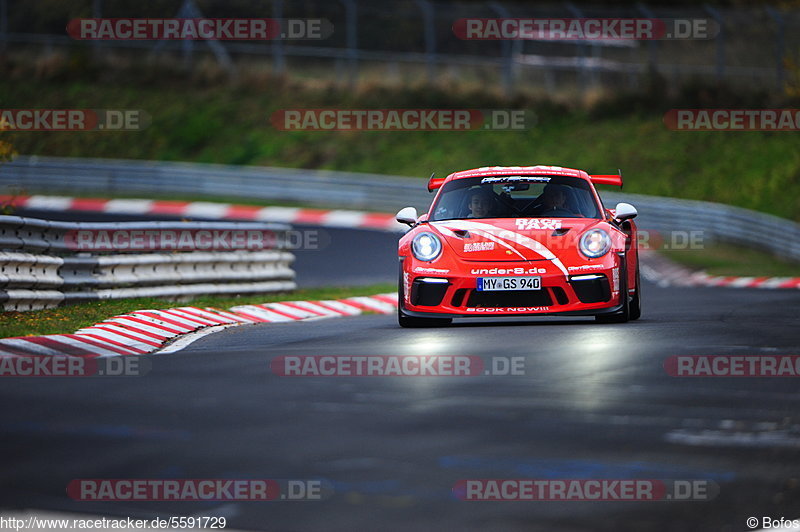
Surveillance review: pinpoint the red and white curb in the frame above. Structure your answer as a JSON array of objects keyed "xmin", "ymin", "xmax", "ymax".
[
  {"xmin": 0, "ymin": 194, "xmax": 405, "ymax": 232},
  {"xmin": 639, "ymin": 250, "xmax": 800, "ymax": 289},
  {"xmin": 4, "ymin": 194, "xmax": 797, "ymax": 289},
  {"xmin": 0, "ymin": 293, "xmax": 398, "ymax": 358}
]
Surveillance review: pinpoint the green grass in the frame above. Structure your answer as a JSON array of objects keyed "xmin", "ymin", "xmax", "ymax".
[
  {"xmin": 659, "ymin": 244, "xmax": 800, "ymax": 277},
  {"xmin": 1, "ymin": 78, "xmax": 799, "ymax": 222},
  {"xmin": 0, "ymin": 283, "xmax": 395, "ymax": 338}
]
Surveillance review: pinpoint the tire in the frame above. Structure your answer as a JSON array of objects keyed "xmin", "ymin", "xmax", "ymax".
[
  {"xmin": 397, "ymin": 265, "xmax": 452, "ymax": 328},
  {"xmin": 628, "ymin": 265, "xmax": 642, "ymax": 321},
  {"xmin": 595, "ymin": 305, "xmax": 629, "ymax": 323}
]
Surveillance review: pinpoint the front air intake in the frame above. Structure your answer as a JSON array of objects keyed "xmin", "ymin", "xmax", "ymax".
[
  {"xmin": 411, "ymin": 278, "xmax": 450, "ymax": 306},
  {"xmin": 570, "ymin": 274, "xmax": 611, "ymax": 303}
]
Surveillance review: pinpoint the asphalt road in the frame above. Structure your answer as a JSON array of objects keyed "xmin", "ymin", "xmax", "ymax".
[{"xmin": 2, "ymin": 209, "xmax": 799, "ymax": 531}]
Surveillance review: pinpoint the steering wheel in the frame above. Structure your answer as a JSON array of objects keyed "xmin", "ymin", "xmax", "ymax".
[
  {"xmin": 545, "ymin": 207, "xmax": 576, "ymax": 217},
  {"xmin": 527, "ymin": 204, "xmax": 576, "ymax": 217},
  {"xmin": 494, "ymin": 193, "xmax": 524, "ymax": 215},
  {"xmin": 520, "ymin": 199, "xmax": 543, "ymax": 214}
]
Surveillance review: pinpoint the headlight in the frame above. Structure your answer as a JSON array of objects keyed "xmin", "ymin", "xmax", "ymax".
[
  {"xmin": 579, "ymin": 229, "xmax": 611, "ymax": 258},
  {"xmin": 411, "ymin": 232, "xmax": 442, "ymax": 262}
]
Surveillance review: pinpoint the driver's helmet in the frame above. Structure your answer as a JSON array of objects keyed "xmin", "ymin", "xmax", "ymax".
[
  {"xmin": 543, "ymin": 182, "xmax": 568, "ymax": 197},
  {"xmin": 467, "ymin": 186, "xmax": 494, "ymax": 200},
  {"xmin": 465, "ymin": 186, "xmax": 495, "ymax": 216}
]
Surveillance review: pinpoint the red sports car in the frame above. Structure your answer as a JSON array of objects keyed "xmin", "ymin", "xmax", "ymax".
[{"xmin": 396, "ymin": 165, "xmax": 641, "ymax": 327}]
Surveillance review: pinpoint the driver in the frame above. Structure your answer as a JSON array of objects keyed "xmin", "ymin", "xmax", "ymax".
[
  {"xmin": 539, "ymin": 183, "xmax": 571, "ymax": 213},
  {"xmin": 467, "ymin": 189, "xmax": 495, "ymax": 218}
]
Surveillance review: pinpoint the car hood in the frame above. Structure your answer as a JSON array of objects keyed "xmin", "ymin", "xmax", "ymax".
[{"xmin": 430, "ymin": 217, "xmax": 604, "ymax": 267}]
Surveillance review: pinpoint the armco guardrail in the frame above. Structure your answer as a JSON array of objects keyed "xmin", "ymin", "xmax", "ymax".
[
  {"xmin": 601, "ymin": 191, "xmax": 800, "ymax": 263},
  {"xmin": 0, "ymin": 215, "xmax": 296, "ymax": 311},
  {"xmin": 1, "ymin": 156, "xmax": 799, "ymax": 263},
  {"xmin": 0, "ymin": 156, "xmax": 428, "ymax": 214}
]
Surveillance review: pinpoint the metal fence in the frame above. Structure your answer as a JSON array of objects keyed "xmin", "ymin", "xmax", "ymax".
[
  {"xmin": 601, "ymin": 191, "xmax": 800, "ymax": 263},
  {"xmin": 0, "ymin": 213, "xmax": 297, "ymax": 311},
  {"xmin": 1, "ymin": 155, "xmax": 799, "ymax": 263},
  {"xmin": 1, "ymin": 0, "xmax": 798, "ymax": 95}
]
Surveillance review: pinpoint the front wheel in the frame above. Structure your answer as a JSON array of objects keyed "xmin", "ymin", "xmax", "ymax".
[
  {"xmin": 595, "ymin": 305, "xmax": 629, "ymax": 323},
  {"xmin": 628, "ymin": 265, "xmax": 642, "ymax": 321},
  {"xmin": 596, "ymin": 258, "xmax": 631, "ymax": 324}
]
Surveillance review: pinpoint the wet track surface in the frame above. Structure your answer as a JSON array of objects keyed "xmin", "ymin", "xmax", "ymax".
[{"xmin": 2, "ymin": 210, "xmax": 799, "ymax": 531}]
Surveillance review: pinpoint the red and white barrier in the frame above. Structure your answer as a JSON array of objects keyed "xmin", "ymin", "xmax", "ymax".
[
  {"xmin": 0, "ymin": 194, "xmax": 404, "ymax": 232},
  {"xmin": 639, "ymin": 250, "xmax": 800, "ymax": 289},
  {"xmin": 4, "ymin": 193, "xmax": 796, "ymax": 289}
]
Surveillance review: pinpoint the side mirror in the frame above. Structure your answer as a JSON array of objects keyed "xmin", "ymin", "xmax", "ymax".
[
  {"xmin": 614, "ymin": 202, "xmax": 638, "ymax": 222},
  {"xmin": 396, "ymin": 206, "xmax": 419, "ymax": 227}
]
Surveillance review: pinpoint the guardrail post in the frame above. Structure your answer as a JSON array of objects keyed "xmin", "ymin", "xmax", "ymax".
[
  {"xmin": 0, "ymin": 0, "xmax": 7, "ymax": 56},
  {"xmin": 637, "ymin": 3, "xmax": 660, "ymax": 80},
  {"xmin": 704, "ymin": 5, "xmax": 725, "ymax": 83},
  {"xmin": 415, "ymin": 0, "xmax": 436, "ymax": 85},
  {"xmin": 178, "ymin": 0, "xmax": 196, "ymax": 70},
  {"xmin": 564, "ymin": 2, "xmax": 592, "ymax": 95},
  {"xmin": 341, "ymin": 0, "xmax": 358, "ymax": 90},
  {"xmin": 178, "ymin": 0, "xmax": 237, "ymax": 78},
  {"xmin": 489, "ymin": 1, "xmax": 515, "ymax": 98},
  {"xmin": 766, "ymin": 7, "xmax": 785, "ymax": 91},
  {"xmin": 91, "ymin": 0, "xmax": 102, "ymax": 60},
  {"xmin": 272, "ymin": 0, "xmax": 286, "ymax": 75}
]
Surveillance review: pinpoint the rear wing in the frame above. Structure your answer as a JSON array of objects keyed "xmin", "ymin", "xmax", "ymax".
[
  {"xmin": 427, "ymin": 173, "xmax": 446, "ymax": 192},
  {"xmin": 429, "ymin": 170, "xmax": 623, "ymax": 190},
  {"xmin": 589, "ymin": 170, "xmax": 623, "ymax": 187}
]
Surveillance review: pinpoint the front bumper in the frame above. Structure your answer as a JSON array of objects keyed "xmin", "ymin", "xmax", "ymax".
[{"xmin": 400, "ymin": 256, "xmax": 625, "ymax": 318}]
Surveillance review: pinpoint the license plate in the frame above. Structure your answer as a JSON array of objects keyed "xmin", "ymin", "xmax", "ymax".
[{"xmin": 477, "ymin": 276, "xmax": 541, "ymax": 291}]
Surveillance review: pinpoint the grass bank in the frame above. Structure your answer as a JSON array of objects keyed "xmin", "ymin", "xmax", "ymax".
[
  {"xmin": 659, "ymin": 244, "xmax": 800, "ymax": 278},
  {"xmin": 1, "ymin": 76, "xmax": 798, "ymax": 222}
]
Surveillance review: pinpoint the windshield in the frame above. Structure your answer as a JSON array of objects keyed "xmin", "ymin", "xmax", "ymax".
[{"xmin": 429, "ymin": 175, "xmax": 602, "ymax": 221}]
